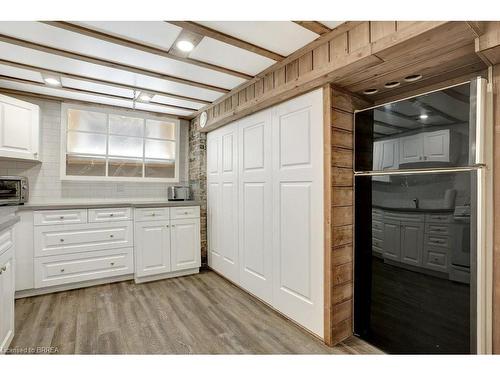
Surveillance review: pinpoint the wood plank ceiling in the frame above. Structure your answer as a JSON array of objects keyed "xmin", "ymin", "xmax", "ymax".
[{"xmin": 0, "ymin": 21, "xmax": 342, "ymax": 118}]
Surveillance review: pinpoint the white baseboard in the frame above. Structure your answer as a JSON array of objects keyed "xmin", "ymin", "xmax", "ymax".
[{"xmin": 134, "ymin": 268, "xmax": 199, "ymax": 284}]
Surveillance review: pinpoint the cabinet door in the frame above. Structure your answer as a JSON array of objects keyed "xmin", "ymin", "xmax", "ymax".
[
  {"xmin": 0, "ymin": 95, "xmax": 39, "ymax": 160},
  {"xmin": 400, "ymin": 222, "xmax": 424, "ymax": 266},
  {"xmin": 399, "ymin": 134, "xmax": 423, "ymax": 164},
  {"xmin": 423, "ymin": 130, "xmax": 450, "ymax": 162},
  {"xmin": 383, "ymin": 220, "xmax": 401, "ymax": 261},
  {"xmin": 171, "ymin": 219, "xmax": 201, "ymax": 271},
  {"xmin": 380, "ymin": 139, "xmax": 399, "ymax": 170},
  {"xmin": 134, "ymin": 220, "xmax": 171, "ymax": 277},
  {"xmin": 238, "ymin": 110, "xmax": 273, "ymax": 303},
  {"xmin": 0, "ymin": 251, "xmax": 14, "ymax": 353},
  {"xmin": 271, "ymin": 89, "xmax": 324, "ymax": 337}
]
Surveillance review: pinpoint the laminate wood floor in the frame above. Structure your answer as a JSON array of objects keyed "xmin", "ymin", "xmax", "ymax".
[{"xmin": 9, "ymin": 270, "xmax": 381, "ymax": 354}]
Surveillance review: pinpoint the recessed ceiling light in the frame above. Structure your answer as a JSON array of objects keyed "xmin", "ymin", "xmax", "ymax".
[
  {"xmin": 384, "ymin": 81, "xmax": 401, "ymax": 88},
  {"xmin": 363, "ymin": 88, "xmax": 378, "ymax": 95},
  {"xmin": 176, "ymin": 40, "xmax": 194, "ymax": 52},
  {"xmin": 43, "ymin": 77, "xmax": 61, "ymax": 86},
  {"xmin": 139, "ymin": 93, "xmax": 153, "ymax": 102},
  {"xmin": 419, "ymin": 114, "xmax": 429, "ymax": 120},
  {"xmin": 404, "ymin": 74, "xmax": 423, "ymax": 82}
]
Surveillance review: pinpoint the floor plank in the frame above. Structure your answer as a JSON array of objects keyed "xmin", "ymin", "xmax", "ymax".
[{"xmin": 9, "ymin": 270, "xmax": 381, "ymax": 354}]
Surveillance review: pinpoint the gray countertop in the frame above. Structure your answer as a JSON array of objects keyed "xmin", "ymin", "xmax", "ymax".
[
  {"xmin": 372, "ymin": 204, "xmax": 455, "ymax": 213},
  {"xmin": 17, "ymin": 199, "xmax": 202, "ymax": 211}
]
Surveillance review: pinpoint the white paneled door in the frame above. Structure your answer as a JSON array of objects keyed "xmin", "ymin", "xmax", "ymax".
[
  {"xmin": 207, "ymin": 123, "xmax": 239, "ymax": 283},
  {"xmin": 272, "ymin": 89, "xmax": 324, "ymax": 337},
  {"xmin": 206, "ymin": 89, "xmax": 324, "ymax": 337},
  {"xmin": 238, "ymin": 110, "xmax": 273, "ymax": 304}
]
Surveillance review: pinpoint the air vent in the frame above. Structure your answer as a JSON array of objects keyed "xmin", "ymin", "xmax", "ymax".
[
  {"xmin": 384, "ymin": 81, "xmax": 401, "ymax": 88},
  {"xmin": 404, "ymin": 74, "xmax": 423, "ymax": 82},
  {"xmin": 363, "ymin": 88, "xmax": 378, "ymax": 95}
]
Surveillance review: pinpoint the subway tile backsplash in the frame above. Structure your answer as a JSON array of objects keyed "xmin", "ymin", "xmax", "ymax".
[{"xmin": 0, "ymin": 96, "xmax": 189, "ymax": 201}]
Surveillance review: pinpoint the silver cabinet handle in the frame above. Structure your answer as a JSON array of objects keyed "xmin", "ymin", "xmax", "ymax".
[
  {"xmin": 60, "ymin": 238, "xmax": 65, "ymax": 242},
  {"xmin": 110, "ymin": 234, "xmax": 114, "ymax": 238},
  {"xmin": 60, "ymin": 269, "xmax": 65, "ymax": 272},
  {"xmin": 166, "ymin": 225, "xmax": 169, "ymax": 228},
  {"xmin": 0, "ymin": 266, "xmax": 6, "ymax": 272},
  {"xmin": 110, "ymin": 213, "xmax": 114, "ymax": 217},
  {"xmin": 60, "ymin": 216, "xmax": 65, "ymax": 219},
  {"xmin": 110, "ymin": 262, "xmax": 115, "ymax": 266},
  {"xmin": 151, "ymin": 213, "xmax": 156, "ymax": 217}
]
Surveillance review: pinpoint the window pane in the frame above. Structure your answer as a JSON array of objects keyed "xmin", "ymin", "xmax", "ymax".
[
  {"xmin": 68, "ymin": 109, "xmax": 107, "ymax": 133},
  {"xmin": 66, "ymin": 155, "xmax": 106, "ymax": 176},
  {"xmin": 145, "ymin": 139, "xmax": 175, "ymax": 160},
  {"xmin": 108, "ymin": 158, "xmax": 142, "ymax": 177},
  {"xmin": 145, "ymin": 119, "xmax": 176, "ymax": 140},
  {"xmin": 145, "ymin": 159, "xmax": 175, "ymax": 178},
  {"xmin": 109, "ymin": 115, "xmax": 144, "ymax": 137},
  {"xmin": 109, "ymin": 135, "xmax": 143, "ymax": 158},
  {"xmin": 67, "ymin": 131, "xmax": 107, "ymax": 155}
]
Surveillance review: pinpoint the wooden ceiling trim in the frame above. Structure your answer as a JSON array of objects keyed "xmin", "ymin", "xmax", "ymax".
[
  {"xmin": 187, "ymin": 22, "xmax": 364, "ymax": 120},
  {"xmin": 0, "ymin": 34, "xmax": 230, "ymax": 94},
  {"xmin": 0, "ymin": 87, "xmax": 190, "ymax": 120},
  {"xmin": 192, "ymin": 21, "xmax": 482, "ymax": 132},
  {"xmin": 167, "ymin": 21, "xmax": 285, "ymax": 61},
  {"xmin": 41, "ymin": 21, "xmax": 253, "ymax": 80},
  {"xmin": 0, "ymin": 58, "xmax": 211, "ymax": 106},
  {"xmin": 0, "ymin": 75, "xmax": 196, "ymax": 113},
  {"xmin": 293, "ymin": 21, "xmax": 331, "ymax": 35}
]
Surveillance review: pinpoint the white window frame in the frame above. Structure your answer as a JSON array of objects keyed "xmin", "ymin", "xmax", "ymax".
[{"xmin": 60, "ymin": 103, "xmax": 181, "ymax": 183}]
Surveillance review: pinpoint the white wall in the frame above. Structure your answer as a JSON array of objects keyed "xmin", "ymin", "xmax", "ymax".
[{"xmin": 0, "ymin": 95, "xmax": 189, "ymax": 201}]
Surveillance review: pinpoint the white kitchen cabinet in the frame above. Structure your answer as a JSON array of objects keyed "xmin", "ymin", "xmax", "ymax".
[
  {"xmin": 399, "ymin": 134, "xmax": 423, "ymax": 164},
  {"xmin": 170, "ymin": 218, "xmax": 201, "ymax": 271},
  {"xmin": 382, "ymin": 220, "xmax": 401, "ymax": 261},
  {"xmin": 399, "ymin": 130, "xmax": 450, "ymax": 165},
  {"xmin": 134, "ymin": 220, "xmax": 171, "ymax": 277},
  {"xmin": 0, "ymin": 94, "xmax": 40, "ymax": 161},
  {"xmin": 373, "ymin": 138, "xmax": 399, "ymax": 182},
  {"xmin": 0, "ymin": 237, "xmax": 14, "ymax": 354},
  {"xmin": 134, "ymin": 206, "xmax": 201, "ymax": 281},
  {"xmin": 423, "ymin": 129, "xmax": 450, "ymax": 162},
  {"xmin": 400, "ymin": 221, "xmax": 424, "ymax": 266},
  {"xmin": 207, "ymin": 88, "xmax": 324, "ymax": 338}
]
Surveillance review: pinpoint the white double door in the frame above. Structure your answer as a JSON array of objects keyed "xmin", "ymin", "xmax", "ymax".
[{"xmin": 207, "ymin": 89, "xmax": 324, "ymax": 337}]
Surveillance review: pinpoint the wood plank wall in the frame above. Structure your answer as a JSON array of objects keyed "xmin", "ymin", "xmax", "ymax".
[
  {"xmin": 493, "ymin": 64, "xmax": 500, "ymax": 354},
  {"xmin": 327, "ymin": 86, "xmax": 370, "ymax": 345},
  {"xmin": 193, "ymin": 21, "xmax": 456, "ymax": 132}
]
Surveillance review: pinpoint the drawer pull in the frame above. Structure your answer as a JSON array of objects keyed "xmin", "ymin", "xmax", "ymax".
[
  {"xmin": 184, "ymin": 212, "xmax": 188, "ymax": 215},
  {"xmin": 110, "ymin": 262, "xmax": 115, "ymax": 266},
  {"xmin": 110, "ymin": 213, "xmax": 114, "ymax": 217},
  {"xmin": 166, "ymin": 225, "xmax": 169, "ymax": 228},
  {"xmin": 60, "ymin": 268, "xmax": 65, "ymax": 272},
  {"xmin": 151, "ymin": 213, "xmax": 156, "ymax": 217},
  {"xmin": 0, "ymin": 265, "xmax": 6, "ymax": 272},
  {"xmin": 110, "ymin": 234, "xmax": 114, "ymax": 238},
  {"xmin": 60, "ymin": 238, "xmax": 65, "ymax": 242},
  {"xmin": 60, "ymin": 216, "xmax": 65, "ymax": 219}
]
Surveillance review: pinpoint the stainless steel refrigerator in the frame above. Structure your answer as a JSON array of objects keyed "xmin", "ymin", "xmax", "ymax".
[{"xmin": 353, "ymin": 78, "xmax": 489, "ymax": 354}]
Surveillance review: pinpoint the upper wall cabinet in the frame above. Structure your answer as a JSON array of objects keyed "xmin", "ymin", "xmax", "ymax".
[{"xmin": 0, "ymin": 94, "xmax": 40, "ymax": 162}]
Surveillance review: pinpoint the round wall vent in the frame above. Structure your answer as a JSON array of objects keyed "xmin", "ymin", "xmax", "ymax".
[{"xmin": 363, "ymin": 88, "xmax": 378, "ymax": 95}]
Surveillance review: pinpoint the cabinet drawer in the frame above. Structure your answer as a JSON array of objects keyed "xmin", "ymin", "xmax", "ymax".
[
  {"xmin": 384, "ymin": 211, "xmax": 424, "ymax": 223},
  {"xmin": 170, "ymin": 206, "xmax": 200, "ymax": 219},
  {"xmin": 425, "ymin": 223, "xmax": 450, "ymax": 236},
  {"xmin": 34, "ymin": 222, "xmax": 133, "ymax": 257},
  {"xmin": 372, "ymin": 228, "xmax": 384, "ymax": 240},
  {"xmin": 134, "ymin": 207, "xmax": 170, "ymax": 222},
  {"xmin": 423, "ymin": 247, "xmax": 448, "ymax": 272},
  {"xmin": 425, "ymin": 213, "xmax": 453, "ymax": 223},
  {"xmin": 0, "ymin": 227, "xmax": 13, "ymax": 257},
  {"xmin": 372, "ymin": 220, "xmax": 383, "ymax": 231},
  {"xmin": 424, "ymin": 233, "xmax": 450, "ymax": 249},
  {"xmin": 88, "ymin": 207, "xmax": 132, "ymax": 223},
  {"xmin": 34, "ymin": 247, "xmax": 133, "ymax": 288},
  {"xmin": 372, "ymin": 209, "xmax": 383, "ymax": 221},
  {"xmin": 34, "ymin": 209, "xmax": 87, "ymax": 226}
]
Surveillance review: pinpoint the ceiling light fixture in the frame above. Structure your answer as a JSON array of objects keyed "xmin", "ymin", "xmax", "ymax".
[
  {"xmin": 139, "ymin": 93, "xmax": 153, "ymax": 102},
  {"xmin": 419, "ymin": 114, "xmax": 429, "ymax": 120},
  {"xmin": 43, "ymin": 76, "xmax": 61, "ymax": 86},
  {"xmin": 176, "ymin": 40, "xmax": 194, "ymax": 52},
  {"xmin": 404, "ymin": 74, "xmax": 423, "ymax": 82}
]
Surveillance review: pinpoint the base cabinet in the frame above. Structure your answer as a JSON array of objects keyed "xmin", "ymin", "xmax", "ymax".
[
  {"xmin": 134, "ymin": 220, "xmax": 171, "ymax": 277},
  {"xmin": 0, "ymin": 242, "xmax": 14, "ymax": 354},
  {"xmin": 134, "ymin": 207, "xmax": 201, "ymax": 282}
]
